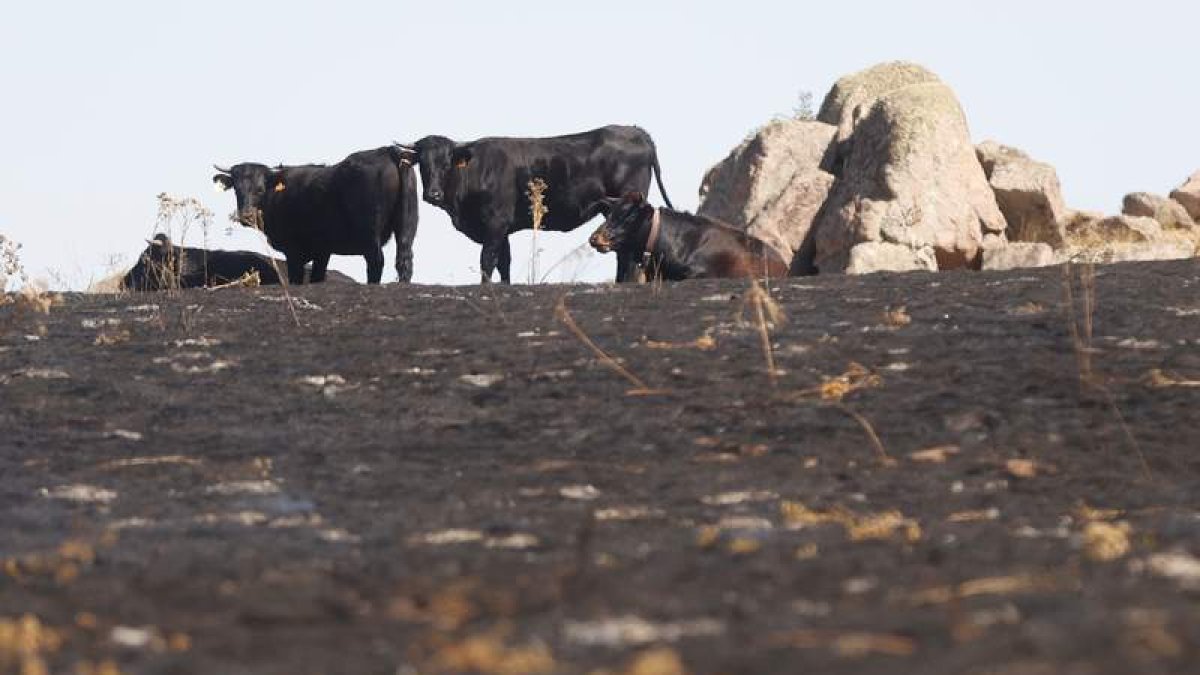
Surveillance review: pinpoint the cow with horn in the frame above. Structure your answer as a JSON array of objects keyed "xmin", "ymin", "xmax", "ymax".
[{"xmin": 212, "ymin": 146, "xmax": 419, "ymax": 284}]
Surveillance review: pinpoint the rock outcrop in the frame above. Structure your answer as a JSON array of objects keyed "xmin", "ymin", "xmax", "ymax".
[
  {"xmin": 695, "ymin": 61, "xmax": 1198, "ymax": 277},
  {"xmin": 812, "ymin": 63, "xmax": 1006, "ymax": 273},
  {"xmin": 697, "ymin": 120, "xmax": 836, "ymax": 270},
  {"xmin": 1121, "ymin": 192, "xmax": 1196, "ymax": 231},
  {"xmin": 976, "ymin": 142, "xmax": 1068, "ymax": 247},
  {"xmin": 1169, "ymin": 172, "xmax": 1200, "ymax": 221}
]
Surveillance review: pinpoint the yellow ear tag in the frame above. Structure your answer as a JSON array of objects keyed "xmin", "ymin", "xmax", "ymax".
[
  {"xmin": 274, "ymin": 181, "xmax": 287, "ymax": 193},
  {"xmin": 214, "ymin": 180, "xmax": 229, "ymax": 193},
  {"xmin": 455, "ymin": 158, "xmax": 468, "ymax": 169}
]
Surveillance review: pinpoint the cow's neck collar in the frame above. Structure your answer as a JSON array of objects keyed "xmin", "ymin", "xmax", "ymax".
[{"xmin": 643, "ymin": 208, "xmax": 661, "ymax": 255}]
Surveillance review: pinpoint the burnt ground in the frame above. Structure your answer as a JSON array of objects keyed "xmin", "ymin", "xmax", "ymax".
[{"xmin": 2, "ymin": 259, "xmax": 1200, "ymax": 675}]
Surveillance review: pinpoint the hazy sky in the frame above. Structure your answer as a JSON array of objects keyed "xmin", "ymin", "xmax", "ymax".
[{"xmin": 2, "ymin": 1, "xmax": 1196, "ymax": 288}]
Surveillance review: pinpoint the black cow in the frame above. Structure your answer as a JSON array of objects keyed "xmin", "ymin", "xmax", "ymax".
[
  {"xmin": 121, "ymin": 235, "xmax": 354, "ymax": 291},
  {"xmin": 212, "ymin": 146, "xmax": 419, "ymax": 284},
  {"xmin": 394, "ymin": 125, "xmax": 673, "ymax": 284},
  {"xmin": 588, "ymin": 193, "xmax": 790, "ymax": 281}
]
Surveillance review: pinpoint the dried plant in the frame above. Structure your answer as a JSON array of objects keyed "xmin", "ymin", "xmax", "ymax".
[
  {"xmin": 0, "ymin": 234, "xmax": 25, "ymax": 291},
  {"xmin": 741, "ymin": 280, "xmax": 784, "ymax": 386},
  {"xmin": 227, "ymin": 205, "xmax": 301, "ymax": 328},
  {"xmin": 789, "ymin": 363, "xmax": 892, "ymax": 465},
  {"xmin": 152, "ymin": 193, "xmax": 214, "ymax": 292},
  {"xmin": 208, "ymin": 269, "xmax": 262, "ymax": 291},
  {"xmin": 527, "ymin": 178, "xmax": 549, "ymax": 284},
  {"xmin": 1062, "ymin": 262, "xmax": 1151, "ymax": 481},
  {"xmin": 554, "ymin": 293, "xmax": 663, "ymax": 396},
  {"xmin": 1, "ymin": 235, "xmax": 53, "ymax": 334}
]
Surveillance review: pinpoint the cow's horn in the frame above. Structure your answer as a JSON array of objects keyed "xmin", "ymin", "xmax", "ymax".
[
  {"xmin": 213, "ymin": 164, "xmax": 231, "ymax": 174},
  {"xmin": 393, "ymin": 141, "xmax": 417, "ymax": 152}
]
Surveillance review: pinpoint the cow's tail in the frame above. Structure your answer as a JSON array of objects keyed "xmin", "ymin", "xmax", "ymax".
[
  {"xmin": 650, "ymin": 143, "xmax": 675, "ymax": 211},
  {"xmin": 388, "ymin": 148, "xmax": 420, "ymax": 282}
]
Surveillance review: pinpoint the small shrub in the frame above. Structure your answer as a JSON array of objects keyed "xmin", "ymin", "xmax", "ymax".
[
  {"xmin": 792, "ymin": 90, "xmax": 816, "ymax": 121},
  {"xmin": 1, "ymin": 235, "xmax": 53, "ymax": 333}
]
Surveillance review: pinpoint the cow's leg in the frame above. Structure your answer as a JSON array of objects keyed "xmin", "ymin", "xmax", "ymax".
[
  {"xmin": 286, "ymin": 257, "xmax": 307, "ymax": 285},
  {"xmin": 479, "ymin": 235, "xmax": 512, "ymax": 285},
  {"xmin": 615, "ymin": 251, "xmax": 636, "ymax": 283},
  {"xmin": 497, "ymin": 238, "xmax": 512, "ymax": 285},
  {"xmin": 309, "ymin": 253, "xmax": 331, "ymax": 283},
  {"xmin": 365, "ymin": 246, "xmax": 385, "ymax": 284},
  {"xmin": 479, "ymin": 242, "xmax": 498, "ymax": 284}
]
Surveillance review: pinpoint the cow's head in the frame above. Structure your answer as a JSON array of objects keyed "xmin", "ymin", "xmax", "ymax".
[
  {"xmin": 121, "ymin": 234, "xmax": 178, "ymax": 291},
  {"xmin": 395, "ymin": 136, "xmax": 470, "ymax": 208},
  {"xmin": 212, "ymin": 163, "xmax": 286, "ymax": 229},
  {"xmin": 588, "ymin": 193, "xmax": 654, "ymax": 254}
]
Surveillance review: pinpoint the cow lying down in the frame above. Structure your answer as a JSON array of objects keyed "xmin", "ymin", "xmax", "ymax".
[
  {"xmin": 588, "ymin": 194, "xmax": 789, "ymax": 281},
  {"xmin": 121, "ymin": 235, "xmax": 353, "ymax": 291}
]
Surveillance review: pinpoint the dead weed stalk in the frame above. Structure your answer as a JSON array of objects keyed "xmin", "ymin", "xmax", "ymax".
[
  {"xmin": 1, "ymin": 235, "xmax": 53, "ymax": 335},
  {"xmin": 741, "ymin": 279, "xmax": 784, "ymax": 386},
  {"xmin": 554, "ymin": 293, "xmax": 663, "ymax": 396},
  {"xmin": 207, "ymin": 270, "xmax": 262, "ymax": 291},
  {"xmin": 235, "ymin": 208, "xmax": 302, "ymax": 329},
  {"xmin": 527, "ymin": 179, "xmax": 549, "ymax": 285},
  {"xmin": 789, "ymin": 363, "xmax": 893, "ymax": 465},
  {"xmin": 1062, "ymin": 262, "xmax": 1151, "ymax": 481}
]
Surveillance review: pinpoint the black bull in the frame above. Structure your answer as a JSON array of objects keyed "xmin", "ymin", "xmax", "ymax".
[
  {"xmin": 121, "ymin": 235, "xmax": 354, "ymax": 291},
  {"xmin": 395, "ymin": 125, "xmax": 674, "ymax": 283},
  {"xmin": 213, "ymin": 147, "xmax": 419, "ymax": 284}
]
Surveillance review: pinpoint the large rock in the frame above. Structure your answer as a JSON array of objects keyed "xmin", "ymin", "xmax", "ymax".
[
  {"xmin": 1122, "ymin": 192, "xmax": 1196, "ymax": 231},
  {"xmin": 1169, "ymin": 172, "xmax": 1200, "ymax": 221},
  {"xmin": 981, "ymin": 243, "xmax": 1059, "ymax": 271},
  {"xmin": 845, "ymin": 242, "xmax": 937, "ymax": 275},
  {"xmin": 818, "ymin": 61, "xmax": 941, "ymax": 141},
  {"xmin": 976, "ymin": 142, "xmax": 1068, "ymax": 247},
  {"xmin": 812, "ymin": 65, "xmax": 1006, "ymax": 273},
  {"xmin": 697, "ymin": 119, "xmax": 837, "ymax": 268}
]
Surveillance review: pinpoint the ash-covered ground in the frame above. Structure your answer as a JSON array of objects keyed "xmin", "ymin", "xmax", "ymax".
[{"xmin": 2, "ymin": 260, "xmax": 1199, "ymax": 674}]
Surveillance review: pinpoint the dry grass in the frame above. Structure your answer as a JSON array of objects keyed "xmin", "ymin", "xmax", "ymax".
[
  {"xmin": 207, "ymin": 270, "xmax": 262, "ymax": 291},
  {"xmin": 1061, "ymin": 262, "xmax": 1152, "ymax": 481},
  {"xmin": 150, "ymin": 193, "xmax": 214, "ymax": 292},
  {"xmin": 741, "ymin": 280, "xmax": 784, "ymax": 385},
  {"xmin": 1, "ymin": 235, "xmax": 53, "ymax": 335},
  {"xmin": 231, "ymin": 204, "xmax": 301, "ymax": 328},
  {"xmin": 554, "ymin": 293, "xmax": 664, "ymax": 396},
  {"xmin": 527, "ymin": 179, "xmax": 549, "ymax": 285},
  {"xmin": 786, "ymin": 363, "xmax": 892, "ymax": 464},
  {"xmin": 1144, "ymin": 369, "xmax": 1200, "ymax": 388},
  {"xmin": 780, "ymin": 501, "xmax": 920, "ymax": 543}
]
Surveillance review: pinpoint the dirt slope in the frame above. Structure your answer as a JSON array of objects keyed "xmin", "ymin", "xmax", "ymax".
[{"xmin": 2, "ymin": 260, "xmax": 1199, "ymax": 674}]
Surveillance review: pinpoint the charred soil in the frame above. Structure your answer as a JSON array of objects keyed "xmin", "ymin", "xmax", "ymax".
[{"xmin": 2, "ymin": 260, "xmax": 1200, "ymax": 674}]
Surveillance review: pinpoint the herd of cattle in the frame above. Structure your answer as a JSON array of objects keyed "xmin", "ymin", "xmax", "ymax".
[{"xmin": 122, "ymin": 125, "xmax": 790, "ymax": 291}]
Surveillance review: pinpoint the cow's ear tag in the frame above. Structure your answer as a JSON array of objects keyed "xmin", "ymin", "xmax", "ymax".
[
  {"xmin": 214, "ymin": 180, "xmax": 230, "ymax": 193},
  {"xmin": 455, "ymin": 158, "xmax": 469, "ymax": 169},
  {"xmin": 274, "ymin": 180, "xmax": 287, "ymax": 193}
]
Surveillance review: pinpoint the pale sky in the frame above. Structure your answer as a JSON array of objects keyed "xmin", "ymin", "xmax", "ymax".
[{"xmin": 2, "ymin": 1, "xmax": 1196, "ymax": 288}]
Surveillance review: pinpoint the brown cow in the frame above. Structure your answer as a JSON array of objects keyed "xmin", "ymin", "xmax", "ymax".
[{"xmin": 587, "ymin": 193, "xmax": 789, "ymax": 281}]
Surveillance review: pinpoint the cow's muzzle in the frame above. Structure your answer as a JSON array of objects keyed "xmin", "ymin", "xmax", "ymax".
[
  {"xmin": 235, "ymin": 209, "xmax": 265, "ymax": 230},
  {"xmin": 589, "ymin": 231, "xmax": 612, "ymax": 253}
]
